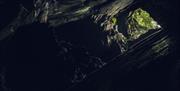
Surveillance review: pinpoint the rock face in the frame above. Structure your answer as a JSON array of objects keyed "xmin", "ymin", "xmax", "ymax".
[
  {"xmin": 0, "ymin": 0, "xmax": 134, "ymax": 40},
  {"xmin": 0, "ymin": 0, "xmax": 179, "ymax": 91}
]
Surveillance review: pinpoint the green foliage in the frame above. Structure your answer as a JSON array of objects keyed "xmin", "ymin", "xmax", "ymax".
[
  {"xmin": 111, "ymin": 17, "xmax": 117, "ymax": 25},
  {"xmin": 127, "ymin": 8, "xmax": 161, "ymax": 40}
]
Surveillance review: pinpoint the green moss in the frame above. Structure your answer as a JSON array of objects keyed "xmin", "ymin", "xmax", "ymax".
[
  {"xmin": 111, "ymin": 17, "xmax": 117, "ymax": 25},
  {"xmin": 127, "ymin": 8, "xmax": 161, "ymax": 40}
]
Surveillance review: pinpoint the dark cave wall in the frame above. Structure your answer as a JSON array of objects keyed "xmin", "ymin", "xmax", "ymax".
[{"xmin": 0, "ymin": 0, "xmax": 179, "ymax": 91}]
